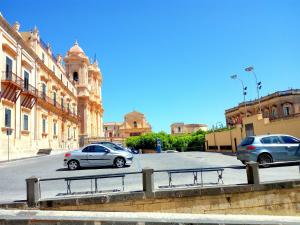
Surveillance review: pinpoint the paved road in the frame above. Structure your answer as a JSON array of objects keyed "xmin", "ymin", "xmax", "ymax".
[{"xmin": 0, "ymin": 151, "xmax": 299, "ymax": 203}]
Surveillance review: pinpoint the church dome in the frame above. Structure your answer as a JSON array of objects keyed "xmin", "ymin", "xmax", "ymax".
[{"xmin": 68, "ymin": 40, "xmax": 85, "ymax": 55}]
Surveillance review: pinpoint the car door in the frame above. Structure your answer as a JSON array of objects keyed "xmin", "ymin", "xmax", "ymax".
[
  {"xmin": 260, "ymin": 136, "xmax": 286, "ymax": 161},
  {"xmin": 280, "ymin": 136, "xmax": 300, "ymax": 161},
  {"xmin": 87, "ymin": 145, "xmax": 113, "ymax": 166},
  {"xmin": 79, "ymin": 146, "xmax": 92, "ymax": 166}
]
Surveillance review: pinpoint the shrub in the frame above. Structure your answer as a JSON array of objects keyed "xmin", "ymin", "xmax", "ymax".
[{"xmin": 125, "ymin": 130, "xmax": 207, "ymax": 151}]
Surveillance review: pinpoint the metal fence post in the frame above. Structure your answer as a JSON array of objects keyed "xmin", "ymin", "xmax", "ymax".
[
  {"xmin": 142, "ymin": 168, "xmax": 154, "ymax": 197},
  {"xmin": 26, "ymin": 176, "xmax": 40, "ymax": 207},
  {"xmin": 246, "ymin": 162, "xmax": 260, "ymax": 185}
]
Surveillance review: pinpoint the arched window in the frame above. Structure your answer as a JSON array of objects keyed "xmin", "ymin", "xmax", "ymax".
[
  {"xmin": 271, "ymin": 106, "xmax": 278, "ymax": 118},
  {"xmin": 133, "ymin": 121, "xmax": 137, "ymax": 128},
  {"xmin": 178, "ymin": 127, "xmax": 181, "ymax": 133},
  {"xmin": 73, "ymin": 72, "xmax": 78, "ymax": 82},
  {"xmin": 283, "ymin": 103, "xmax": 293, "ymax": 117},
  {"xmin": 263, "ymin": 108, "xmax": 269, "ymax": 118}
]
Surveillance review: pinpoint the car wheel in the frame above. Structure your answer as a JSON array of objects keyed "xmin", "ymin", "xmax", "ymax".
[
  {"xmin": 257, "ymin": 153, "xmax": 273, "ymax": 167},
  {"xmin": 68, "ymin": 160, "xmax": 80, "ymax": 170},
  {"xmin": 114, "ymin": 157, "xmax": 125, "ymax": 168}
]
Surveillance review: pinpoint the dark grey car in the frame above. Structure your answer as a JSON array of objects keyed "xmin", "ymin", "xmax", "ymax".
[
  {"xmin": 237, "ymin": 134, "xmax": 300, "ymax": 166},
  {"xmin": 64, "ymin": 144, "xmax": 133, "ymax": 170}
]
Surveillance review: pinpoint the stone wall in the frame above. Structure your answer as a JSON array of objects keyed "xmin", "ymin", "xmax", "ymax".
[
  {"xmin": 39, "ymin": 179, "xmax": 300, "ymax": 216},
  {"xmin": 206, "ymin": 113, "xmax": 300, "ymax": 152}
]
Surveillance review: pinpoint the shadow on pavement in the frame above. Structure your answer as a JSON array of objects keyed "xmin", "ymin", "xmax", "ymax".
[{"xmin": 56, "ymin": 165, "xmax": 130, "ymax": 172}]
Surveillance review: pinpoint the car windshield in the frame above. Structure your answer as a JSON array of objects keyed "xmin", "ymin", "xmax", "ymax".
[{"xmin": 240, "ymin": 137, "xmax": 255, "ymax": 146}]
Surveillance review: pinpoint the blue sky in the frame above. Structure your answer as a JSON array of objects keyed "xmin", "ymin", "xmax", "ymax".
[{"xmin": 1, "ymin": 0, "xmax": 300, "ymax": 132}]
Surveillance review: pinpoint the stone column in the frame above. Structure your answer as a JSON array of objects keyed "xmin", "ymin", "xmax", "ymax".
[
  {"xmin": 26, "ymin": 176, "xmax": 40, "ymax": 207},
  {"xmin": 246, "ymin": 162, "xmax": 260, "ymax": 185},
  {"xmin": 142, "ymin": 168, "xmax": 154, "ymax": 197}
]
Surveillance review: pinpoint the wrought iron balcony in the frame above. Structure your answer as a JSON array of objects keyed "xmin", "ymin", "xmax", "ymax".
[
  {"xmin": 1, "ymin": 71, "xmax": 23, "ymax": 87},
  {"xmin": 22, "ymin": 82, "xmax": 38, "ymax": 97}
]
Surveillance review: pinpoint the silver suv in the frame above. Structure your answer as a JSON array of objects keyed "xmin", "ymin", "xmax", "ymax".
[
  {"xmin": 64, "ymin": 144, "xmax": 133, "ymax": 170},
  {"xmin": 237, "ymin": 134, "xmax": 300, "ymax": 166}
]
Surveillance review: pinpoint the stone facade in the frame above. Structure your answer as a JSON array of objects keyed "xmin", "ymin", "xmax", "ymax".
[
  {"xmin": 64, "ymin": 42, "xmax": 104, "ymax": 140},
  {"xmin": 103, "ymin": 122, "xmax": 122, "ymax": 138},
  {"xmin": 206, "ymin": 89, "xmax": 300, "ymax": 152},
  {"xmin": 0, "ymin": 15, "xmax": 103, "ymax": 160},
  {"xmin": 171, "ymin": 123, "xmax": 208, "ymax": 135},
  {"xmin": 39, "ymin": 180, "xmax": 300, "ymax": 216},
  {"xmin": 104, "ymin": 111, "xmax": 152, "ymax": 139},
  {"xmin": 225, "ymin": 89, "xmax": 300, "ymax": 127}
]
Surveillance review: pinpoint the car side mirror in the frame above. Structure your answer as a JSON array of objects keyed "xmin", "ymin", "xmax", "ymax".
[{"xmin": 104, "ymin": 149, "xmax": 110, "ymax": 153}]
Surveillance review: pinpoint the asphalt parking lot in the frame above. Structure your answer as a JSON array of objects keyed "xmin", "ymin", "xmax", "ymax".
[{"xmin": 0, "ymin": 151, "xmax": 299, "ymax": 203}]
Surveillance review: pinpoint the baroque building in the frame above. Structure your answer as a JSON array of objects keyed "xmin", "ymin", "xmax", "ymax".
[
  {"xmin": 64, "ymin": 41, "xmax": 103, "ymax": 142},
  {"xmin": 0, "ymin": 15, "xmax": 103, "ymax": 160},
  {"xmin": 171, "ymin": 123, "xmax": 208, "ymax": 135},
  {"xmin": 225, "ymin": 89, "xmax": 300, "ymax": 127},
  {"xmin": 104, "ymin": 111, "xmax": 152, "ymax": 140}
]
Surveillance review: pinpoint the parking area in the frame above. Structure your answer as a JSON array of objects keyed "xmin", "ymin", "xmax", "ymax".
[{"xmin": 0, "ymin": 151, "xmax": 299, "ymax": 202}]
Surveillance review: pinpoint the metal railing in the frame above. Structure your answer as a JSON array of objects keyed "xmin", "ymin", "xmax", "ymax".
[
  {"xmin": 37, "ymin": 91, "xmax": 78, "ymax": 119},
  {"xmin": 1, "ymin": 71, "xmax": 23, "ymax": 87},
  {"xmin": 23, "ymin": 82, "xmax": 38, "ymax": 96}
]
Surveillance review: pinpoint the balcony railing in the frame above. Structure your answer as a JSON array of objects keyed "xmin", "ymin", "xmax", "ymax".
[
  {"xmin": 23, "ymin": 82, "xmax": 38, "ymax": 96},
  {"xmin": 1, "ymin": 71, "xmax": 23, "ymax": 87},
  {"xmin": 37, "ymin": 91, "xmax": 78, "ymax": 119}
]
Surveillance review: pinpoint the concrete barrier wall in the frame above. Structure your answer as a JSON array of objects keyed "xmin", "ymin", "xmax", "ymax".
[
  {"xmin": 39, "ymin": 179, "xmax": 300, "ymax": 216},
  {"xmin": 1, "ymin": 209, "xmax": 300, "ymax": 225}
]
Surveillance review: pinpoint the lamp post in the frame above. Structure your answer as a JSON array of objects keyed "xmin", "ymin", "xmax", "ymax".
[
  {"xmin": 230, "ymin": 75, "xmax": 247, "ymax": 117},
  {"xmin": 245, "ymin": 66, "xmax": 262, "ymax": 114}
]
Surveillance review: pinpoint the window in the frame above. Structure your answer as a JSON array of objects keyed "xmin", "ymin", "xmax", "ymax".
[
  {"xmin": 93, "ymin": 145, "xmax": 107, "ymax": 153},
  {"xmin": 133, "ymin": 121, "xmax": 137, "ymax": 128},
  {"xmin": 60, "ymin": 74, "xmax": 63, "ymax": 81},
  {"xmin": 283, "ymin": 104, "xmax": 292, "ymax": 117},
  {"xmin": 23, "ymin": 114, "xmax": 28, "ymax": 131},
  {"xmin": 263, "ymin": 109, "xmax": 269, "ymax": 118},
  {"xmin": 281, "ymin": 136, "xmax": 300, "ymax": 144},
  {"xmin": 42, "ymin": 83, "xmax": 46, "ymax": 99},
  {"xmin": 271, "ymin": 107, "xmax": 278, "ymax": 118},
  {"xmin": 240, "ymin": 137, "xmax": 254, "ymax": 146},
  {"xmin": 53, "ymin": 92, "xmax": 56, "ymax": 106},
  {"xmin": 260, "ymin": 136, "xmax": 281, "ymax": 144},
  {"xmin": 42, "ymin": 52, "xmax": 45, "ymax": 62},
  {"xmin": 178, "ymin": 127, "xmax": 181, "ymax": 133},
  {"xmin": 67, "ymin": 103, "xmax": 70, "ymax": 113},
  {"xmin": 61, "ymin": 97, "xmax": 64, "ymax": 110},
  {"xmin": 24, "ymin": 71, "xmax": 29, "ymax": 90},
  {"xmin": 82, "ymin": 146, "xmax": 93, "ymax": 153},
  {"xmin": 5, "ymin": 56, "xmax": 13, "ymax": 80},
  {"xmin": 67, "ymin": 81, "xmax": 68, "ymax": 88},
  {"xmin": 42, "ymin": 118, "xmax": 46, "ymax": 133},
  {"xmin": 73, "ymin": 72, "xmax": 78, "ymax": 82},
  {"xmin": 53, "ymin": 122, "xmax": 57, "ymax": 136},
  {"xmin": 5, "ymin": 108, "xmax": 11, "ymax": 128},
  {"xmin": 68, "ymin": 127, "xmax": 71, "ymax": 139},
  {"xmin": 105, "ymin": 127, "xmax": 108, "ymax": 131},
  {"xmin": 53, "ymin": 65, "xmax": 55, "ymax": 74},
  {"xmin": 73, "ymin": 128, "xmax": 76, "ymax": 140}
]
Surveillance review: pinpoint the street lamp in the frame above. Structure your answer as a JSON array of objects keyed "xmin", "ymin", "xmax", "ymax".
[
  {"xmin": 230, "ymin": 75, "xmax": 247, "ymax": 117},
  {"xmin": 245, "ymin": 66, "xmax": 262, "ymax": 114}
]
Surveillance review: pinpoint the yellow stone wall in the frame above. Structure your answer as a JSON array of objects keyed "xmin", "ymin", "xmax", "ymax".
[
  {"xmin": 206, "ymin": 114, "xmax": 300, "ymax": 152},
  {"xmin": 42, "ymin": 187, "xmax": 300, "ymax": 216}
]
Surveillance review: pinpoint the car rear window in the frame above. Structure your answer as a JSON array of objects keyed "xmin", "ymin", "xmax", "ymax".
[{"xmin": 240, "ymin": 137, "xmax": 254, "ymax": 146}]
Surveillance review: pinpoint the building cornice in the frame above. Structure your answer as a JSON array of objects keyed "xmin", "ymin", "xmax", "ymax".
[{"xmin": 225, "ymin": 89, "xmax": 300, "ymax": 114}]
